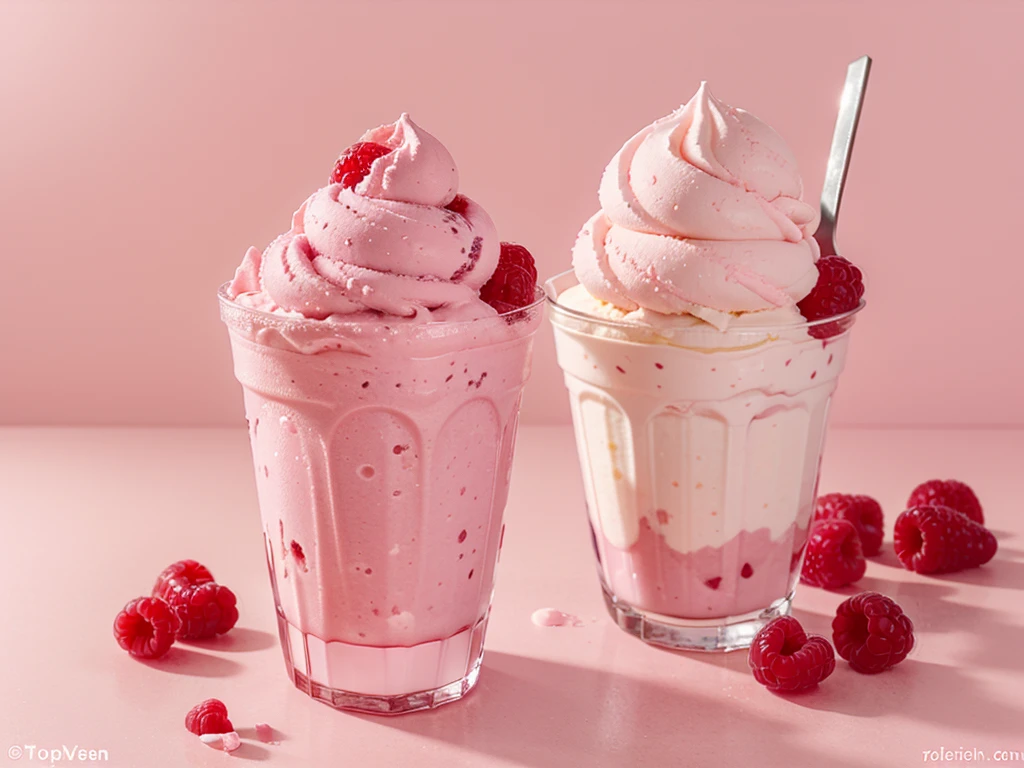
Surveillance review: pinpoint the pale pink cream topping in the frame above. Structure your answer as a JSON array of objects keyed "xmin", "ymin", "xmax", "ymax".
[
  {"xmin": 229, "ymin": 114, "xmax": 500, "ymax": 322},
  {"xmin": 572, "ymin": 84, "xmax": 820, "ymax": 329}
]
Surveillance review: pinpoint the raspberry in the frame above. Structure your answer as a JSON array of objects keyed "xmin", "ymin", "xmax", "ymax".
[
  {"xmin": 185, "ymin": 699, "xmax": 233, "ymax": 736},
  {"xmin": 832, "ymin": 592, "xmax": 914, "ymax": 673},
  {"xmin": 813, "ymin": 493, "xmax": 885, "ymax": 556},
  {"xmin": 799, "ymin": 255, "xmax": 864, "ymax": 338},
  {"xmin": 800, "ymin": 519, "xmax": 867, "ymax": 588},
  {"xmin": 153, "ymin": 559, "xmax": 214, "ymax": 602},
  {"xmin": 113, "ymin": 597, "xmax": 180, "ymax": 659},
  {"xmin": 479, "ymin": 242, "xmax": 538, "ymax": 313},
  {"xmin": 748, "ymin": 616, "xmax": 836, "ymax": 692},
  {"xmin": 798, "ymin": 255, "xmax": 864, "ymax": 321},
  {"xmin": 329, "ymin": 142, "xmax": 391, "ymax": 189},
  {"xmin": 170, "ymin": 583, "xmax": 239, "ymax": 640},
  {"xmin": 907, "ymin": 479, "xmax": 983, "ymax": 525},
  {"xmin": 893, "ymin": 505, "xmax": 997, "ymax": 574}
]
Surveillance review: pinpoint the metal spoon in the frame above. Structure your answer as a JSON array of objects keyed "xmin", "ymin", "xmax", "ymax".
[{"xmin": 815, "ymin": 55, "xmax": 872, "ymax": 257}]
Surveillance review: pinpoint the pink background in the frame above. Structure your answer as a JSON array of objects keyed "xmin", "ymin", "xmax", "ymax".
[{"xmin": 2, "ymin": 0, "xmax": 1021, "ymax": 427}]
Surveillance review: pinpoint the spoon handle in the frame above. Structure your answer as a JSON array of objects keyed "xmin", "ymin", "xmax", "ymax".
[{"xmin": 817, "ymin": 55, "xmax": 872, "ymax": 256}]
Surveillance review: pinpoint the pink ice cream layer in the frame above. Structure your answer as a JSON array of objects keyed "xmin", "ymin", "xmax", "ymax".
[
  {"xmin": 222, "ymin": 294, "xmax": 543, "ymax": 651},
  {"xmin": 240, "ymin": 338, "xmax": 530, "ymax": 648},
  {"xmin": 594, "ymin": 517, "xmax": 808, "ymax": 619}
]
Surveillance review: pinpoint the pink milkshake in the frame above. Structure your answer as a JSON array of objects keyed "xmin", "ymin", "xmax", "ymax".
[
  {"xmin": 548, "ymin": 85, "xmax": 863, "ymax": 651},
  {"xmin": 220, "ymin": 115, "xmax": 542, "ymax": 713}
]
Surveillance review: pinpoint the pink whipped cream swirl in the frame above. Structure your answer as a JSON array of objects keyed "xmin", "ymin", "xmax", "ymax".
[
  {"xmin": 573, "ymin": 83, "xmax": 821, "ymax": 328},
  {"xmin": 229, "ymin": 114, "xmax": 500, "ymax": 321}
]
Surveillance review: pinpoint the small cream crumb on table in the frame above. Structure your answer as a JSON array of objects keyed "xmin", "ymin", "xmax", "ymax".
[{"xmin": 1, "ymin": 426, "xmax": 1021, "ymax": 767}]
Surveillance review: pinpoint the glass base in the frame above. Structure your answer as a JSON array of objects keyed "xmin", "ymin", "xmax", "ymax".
[
  {"xmin": 600, "ymin": 580, "xmax": 794, "ymax": 652},
  {"xmin": 274, "ymin": 606, "xmax": 488, "ymax": 716},
  {"xmin": 290, "ymin": 656, "xmax": 482, "ymax": 716}
]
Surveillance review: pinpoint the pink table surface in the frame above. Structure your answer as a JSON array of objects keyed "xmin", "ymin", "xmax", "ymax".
[{"xmin": 1, "ymin": 426, "xmax": 1021, "ymax": 768}]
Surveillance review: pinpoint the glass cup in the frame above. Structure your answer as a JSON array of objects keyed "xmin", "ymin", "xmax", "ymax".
[
  {"xmin": 546, "ymin": 271, "xmax": 862, "ymax": 651},
  {"xmin": 219, "ymin": 286, "xmax": 544, "ymax": 713}
]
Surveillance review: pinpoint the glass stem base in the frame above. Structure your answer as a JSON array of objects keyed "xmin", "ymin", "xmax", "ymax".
[{"xmin": 600, "ymin": 580, "xmax": 793, "ymax": 652}]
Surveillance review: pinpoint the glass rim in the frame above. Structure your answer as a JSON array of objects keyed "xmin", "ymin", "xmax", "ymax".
[
  {"xmin": 217, "ymin": 282, "xmax": 547, "ymax": 330},
  {"xmin": 543, "ymin": 270, "xmax": 864, "ymax": 333}
]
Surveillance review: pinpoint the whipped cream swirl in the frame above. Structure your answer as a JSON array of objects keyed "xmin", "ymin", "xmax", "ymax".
[
  {"xmin": 230, "ymin": 114, "xmax": 500, "ymax": 321},
  {"xmin": 572, "ymin": 84, "xmax": 820, "ymax": 329}
]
